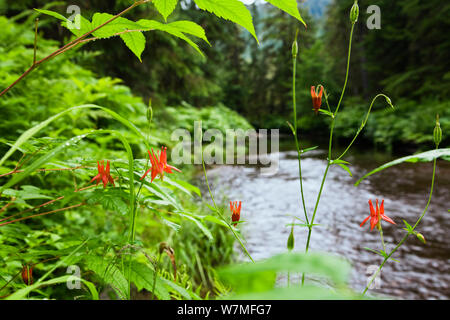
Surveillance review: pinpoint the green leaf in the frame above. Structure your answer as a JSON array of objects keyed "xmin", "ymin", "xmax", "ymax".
[
  {"xmin": 137, "ymin": 19, "xmax": 205, "ymax": 56},
  {"xmin": 265, "ymin": 0, "xmax": 306, "ymax": 27},
  {"xmin": 62, "ymin": 14, "xmax": 93, "ymax": 37},
  {"xmin": 301, "ymin": 146, "xmax": 319, "ymax": 154},
  {"xmin": 163, "ymin": 177, "xmax": 201, "ymax": 197},
  {"xmin": 168, "ymin": 20, "xmax": 210, "ymax": 45},
  {"xmin": 318, "ymin": 109, "xmax": 334, "ymax": 118},
  {"xmin": 91, "ymin": 13, "xmax": 144, "ymax": 39},
  {"xmin": 337, "ymin": 163, "xmax": 353, "ymax": 177},
  {"xmin": 126, "ymin": 261, "xmax": 171, "ymax": 300},
  {"xmin": 84, "ymin": 255, "xmax": 128, "ymax": 300},
  {"xmin": 154, "ymin": 0, "xmax": 178, "ymax": 21},
  {"xmin": 219, "ymin": 252, "xmax": 351, "ymax": 288},
  {"xmin": 120, "ymin": 31, "xmax": 146, "ymax": 62},
  {"xmin": 34, "ymin": 9, "xmax": 68, "ymax": 22},
  {"xmin": 193, "ymin": 0, "xmax": 258, "ymax": 43},
  {"xmin": 355, "ymin": 148, "xmax": 450, "ymax": 186},
  {"xmin": 0, "ymin": 104, "xmax": 150, "ymax": 169},
  {"xmin": 6, "ymin": 275, "xmax": 99, "ymax": 300},
  {"xmin": 86, "ymin": 188, "xmax": 129, "ymax": 214}
]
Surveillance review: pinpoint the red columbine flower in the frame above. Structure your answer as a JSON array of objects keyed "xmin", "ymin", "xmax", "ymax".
[
  {"xmin": 311, "ymin": 86, "xmax": 324, "ymax": 114},
  {"xmin": 360, "ymin": 199, "xmax": 396, "ymax": 231},
  {"xmin": 230, "ymin": 201, "xmax": 242, "ymax": 226},
  {"xmin": 90, "ymin": 160, "xmax": 115, "ymax": 188},
  {"xmin": 140, "ymin": 147, "xmax": 181, "ymax": 182}
]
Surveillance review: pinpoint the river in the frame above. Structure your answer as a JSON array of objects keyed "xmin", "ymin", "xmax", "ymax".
[{"xmin": 197, "ymin": 142, "xmax": 450, "ymax": 299}]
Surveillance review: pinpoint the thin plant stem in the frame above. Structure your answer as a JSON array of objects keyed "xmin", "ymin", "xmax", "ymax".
[
  {"xmin": 301, "ymin": 23, "xmax": 355, "ymax": 285},
  {"xmin": 292, "ymin": 40, "xmax": 309, "ymax": 226},
  {"xmin": 363, "ymin": 155, "xmax": 438, "ymax": 295},
  {"xmin": 199, "ymin": 135, "xmax": 254, "ymax": 262},
  {"xmin": 379, "ymin": 226, "xmax": 386, "ymax": 253}
]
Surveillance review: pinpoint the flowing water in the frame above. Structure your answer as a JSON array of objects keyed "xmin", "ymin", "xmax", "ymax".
[{"xmin": 197, "ymin": 142, "xmax": 450, "ymax": 299}]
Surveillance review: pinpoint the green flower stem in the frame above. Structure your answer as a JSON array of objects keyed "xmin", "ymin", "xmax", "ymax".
[
  {"xmin": 301, "ymin": 23, "xmax": 355, "ymax": 285},
  {"xmin": 379, "ymin": 226, "xmax": 386, "ymax": 253},
  {"xmin": 363, "ymin": 155, "xmax": 437, "ymax": 295},
  {"xmin": 292, "ymin": 52, "xmax": 309, "ymax": 226},
  {"xmin": 201, "ymin": 146, "xmax": 254, "ymax": 263},
  {"xmin": 336, "ymin": 94, "xmax": 391, "ymax": 161}
]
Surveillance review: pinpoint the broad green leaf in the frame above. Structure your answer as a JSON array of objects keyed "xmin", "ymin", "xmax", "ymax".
[
  {"xmin": 86, "ymin": 189, "xmax": 129, "ymax": 214},
  {"xmin": 193, "ymin": 0, "xmax": 258, "ymax": 43},
  {"xmin": 120, "ymin": 31, "xmax": 146, "ymax": 62},
  {"xmin": 168, "ymin": 21, "xmax": 210, "ymax": 45},
  {"xmin": 229, "ymin": 285, "xmax": 357, "ymax": 300},
  {"xmin": 137, "ymin": 19, "xmax": 205, "ymax": 56},
  {"xmin": 91, "ymin": 13, "xmax": 144, "ymax": 39},
  {"xmin": 84, "ymin": 255, "xmax": 128, "ymax": 299},
  {"xmin": 219, "ymin": 252, "xmax": 351, "ymax": 287},
  {"xmin": 265, "ymin": 0, "xmax": 306, "ymax": 27},
  {"xmin": 127, "ymin": 261, "xmax": 171, "ymax": 300},
  {"xmin": 62, "ymin": 14, "xmax": 92, "ymax": 37},
  {"xmin": 154, "ymin": 0, "xmax": 178, "ymax": 21},
  {"xmin": 355, "ymin": 148, "xmax": 450, "ymax": 186}
]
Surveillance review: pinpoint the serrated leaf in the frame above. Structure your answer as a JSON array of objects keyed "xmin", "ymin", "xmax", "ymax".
[
  {"xmin": 168, "ymin": 20, "xmax": 210, "ymax": 45},
  {"xmin": 265, "ymin": 0, "xmax": 306, "ymax": 27},
  {"xmin": 91, "ymin": 13, "xmax": 144, "ymax": 39},
  {"xmin": 137, "ymin": 19, "xmax": 205, "ymax": 56},
  {"xmin": 86, "ymin": 188, "xmax": 128, "ymax": 214},
  {"xmin": 120, "ymin": 31, "xmax": 146, "ymax": 62},
  {"xmin": 126, "ymin": 261, "xmax": 170, "ymax": 300},
  {"xmin": 154, "ymin": 0, "xmax": 178, "ymax": 21},
  {"xmin": 61, "ymin": 14, "xmax": 92, "ymax": 37},
  {"xmin": 193, "ymin": 0, "xmax": 258, "ymax": 43},
  {"xmin": 84, "ymin": 255, "xmax": 128, "ymax": 300}
]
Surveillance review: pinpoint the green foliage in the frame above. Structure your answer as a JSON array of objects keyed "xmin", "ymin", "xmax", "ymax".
[
  {"xmin": 219, "ymin": 252, "xmax": 359, "ymax": 299},
  {"xmin": 355, "ymin": 148, "xmax": 450, "ymax": 186}
]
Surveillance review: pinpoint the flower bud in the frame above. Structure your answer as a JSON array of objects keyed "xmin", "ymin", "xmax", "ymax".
[
  {"xmin": 416, "ymin": 233, "xmax": 426, "ymax": 244},
  {"xmin": 433, "ymin": 114, "xmax": 442, "ymax": 147},
  {"xmin": 350, "ymin": 1, "xmax": 359, "ymax": 24},
  {"xmin": 385, "ymin": 96, "xmax": 394, "ymax": 109},
  {"xmin": 287, "ymin": 226, "xmax": 295, "ymax": 251},
  {"xmin": 21, "ymin": 264, "xmax": 34, "ymax": 285},
  {"xmin": 292, "ymin": 40, "xmax": 298, "ymax": 58}
]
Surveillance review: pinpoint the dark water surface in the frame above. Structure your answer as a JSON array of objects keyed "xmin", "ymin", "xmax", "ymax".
[{"xmin": 198, "ymin": 145, "xmax": 450, "ymax": 299}]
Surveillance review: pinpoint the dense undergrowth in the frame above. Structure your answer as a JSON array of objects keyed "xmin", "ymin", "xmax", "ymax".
[{"xmin": 0, "ymin": 15, "xmax": 245, "ymax": 299}]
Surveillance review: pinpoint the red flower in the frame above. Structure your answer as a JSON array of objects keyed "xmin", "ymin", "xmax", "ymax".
[
  {"xmin": 90, "ymin": 160, "xmax": 115, "ymax": 188},
  {"xmin": 230, "ymin": 201, "xmax": 242, "ymax": 226},
  {"xmin": 140, "ymin": 147, "xmax": 181, "ymax": 182},
  {"xmin": 360, "ymin": 199, "xmax": 396, "ymax": 231},
  {"xmin": 311, "ymin": 86, "xmax": 324, "ymax": 114}
]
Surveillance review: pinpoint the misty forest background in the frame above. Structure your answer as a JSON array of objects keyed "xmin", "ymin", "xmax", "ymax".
[{"xmin": 1, "ymin": 0, "xmax": 449, "ymax": 152}]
